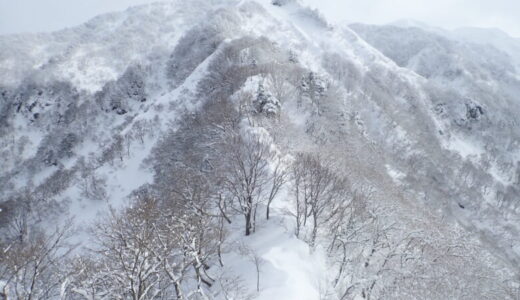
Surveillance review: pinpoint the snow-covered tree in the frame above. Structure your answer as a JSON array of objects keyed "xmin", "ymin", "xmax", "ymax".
[
  {"xmin": 299, "ymin": 72, "xmax": 327, "ymax": 113},
  {"xmin": 67, "ymin": 197, "xmax": 219, "ymax": 299},
  {"xmin": 253, "ymin": 82, "xmax": 280, "ymax": 117},
  {"xmin": 0, "ymin": 224, "xmax": 73, "ymax": 300}
]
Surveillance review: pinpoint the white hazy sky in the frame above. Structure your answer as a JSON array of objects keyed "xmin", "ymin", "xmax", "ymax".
[{"xmin": 0, "ymin": 0, "xmax": 519, "ymax": 37}]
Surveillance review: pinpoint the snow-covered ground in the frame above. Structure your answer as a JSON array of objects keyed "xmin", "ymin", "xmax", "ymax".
[{"xmin": 220, "ymin": 205, "xmax": 329, "ymax": 300}]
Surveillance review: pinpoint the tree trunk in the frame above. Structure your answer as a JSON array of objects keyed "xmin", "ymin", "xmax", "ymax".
[
  {"xmin": 174, "ymin": 282, "xmax": 184, "ymax": 300},
  {"xmin": 218, "ymin": 217, "xmax": 225, "ymax": 267},
  {"xmin": 253, "ymin": 203, "xmax": 258, "ymax": 233},
  {"xmin": 245, "ymin": 196, "xmax": 253, "ymax": 236},
  {"xmin": 245, "ymin": 212, "xmax": 251, "ymax": 236},
  {"xmin": 311, "ymin": 214, "xmax": 318, "ymax": 248}
]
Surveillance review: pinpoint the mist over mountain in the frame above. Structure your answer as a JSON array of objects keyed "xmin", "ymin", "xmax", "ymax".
[{"xmin": 1, "ymin": 0, "xmax": 519, "ymax": 299}]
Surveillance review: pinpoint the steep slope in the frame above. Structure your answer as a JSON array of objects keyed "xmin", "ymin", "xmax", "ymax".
[
  {"xmin": 350, "ymin": 23, "xmax": 520, "ymax": 267},
  {"xmin": 0, "ymin": 0, "xmax": 518, "ymax": 299}
]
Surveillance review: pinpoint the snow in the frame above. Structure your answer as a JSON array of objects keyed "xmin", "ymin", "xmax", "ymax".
[
  {"xmin": 451, "ymin": 27, "xmax": 520, "ymax": 70},
  {"xmin": 217, "ymin": 176, "xmax": 330, "ymax": 300},
  {"xmin": 58, "ymin": 25, "xmax": 224, "ymax": 244},
  {"xmin": 0, "ymin": 0, "xmax": 223, "ymax": 92},
  {"xmin": 260, "ymin": 242, "xmax": 327, "ymax": 299},
  {"xmin": 222, "ymin": 216, "xmax": 329, "ymax": 300},
  {"xmin": 76, "ymin": 139, "xmax": 153, "ymax": 224},
  {"xmin": 488, "ymin": 163, "xmax": 513, "ymax": 186},
  {"xmin": 385, "ymin": 164, "xmax": 405, "ymax": 183},
  {"xmin": 443, "ymin": 134, "xmax": 483, "ymax": 159},
  {"xmin": 64, "ymin": 47, "xmax": 120, "ymax": 93},
  {"xmin": 213, "ymin": 96, "xmax": 329, "ymax": 299}
]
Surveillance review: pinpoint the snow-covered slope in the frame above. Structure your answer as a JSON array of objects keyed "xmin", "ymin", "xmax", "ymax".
[
  {"xmin": 0, "ymin": 0, "xmax": 519, "ymax": 299},
  {"xmin": 350, "ymin": 22, "xmax": 520, "ymax": 267},
  {"xmin": 0, "ymin": 0, "xmax": 237, "ymax": 92}
]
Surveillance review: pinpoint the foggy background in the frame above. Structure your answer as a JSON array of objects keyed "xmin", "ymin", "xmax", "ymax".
[{"xmin": 1, "ymin": 0, "xmax": 519, "ymax": 37}]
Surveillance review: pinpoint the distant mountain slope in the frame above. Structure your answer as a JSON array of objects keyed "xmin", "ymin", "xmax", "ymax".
[
  {"xmin": 0, "ymin": 0, "xmax": 234, "ymax": 92},
  {"xmin": 350, "ymin": 22, "xmax": 520, "ymax": 268}
]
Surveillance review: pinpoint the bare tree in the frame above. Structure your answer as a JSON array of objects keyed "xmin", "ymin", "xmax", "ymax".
[
  {"xmin": 67, "ymin": 197, "xmax": 219, "ymax": 300},
  {"xmin": 266, "ymin": 66, "xmax": 296, "ymax": 104},
  {"xmin": 131, "ymin": 120, "xmax": 149, "ymax": 145},
  {"xmin": 6, "ymin": 199, "xmax": 31, "ymax": 245},
  {"xmin": 223, "ymin": 132, "xmax": 273, "ymax": 236},
  {"xmin": 87, "ymin": 202, "xmax": 165, "ymax": 300},
  {"xmin": 79, "ymin": 171, "xmax": 107, "ymax": 201},
  {"xmin": 0, "ymin": 223, "xmax": 74, "ymax": 300},
  {"xmin": 216, "ymin": 272, "xmax": 254, "ymax": 300},
  {"xmin": 238, "ymin": 244, "xmax": 264, "ymax": 293},
  {"xmin": 291, "ymin": 152, "xmax": 350, "ymax": 247},
  {"xmin": 266, "ymin": 158, "xmax": 288, "ymax": 220}
]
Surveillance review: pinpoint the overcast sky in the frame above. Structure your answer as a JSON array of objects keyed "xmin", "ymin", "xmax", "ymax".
[{"xmin": 1, "ymin": 0, "xmax": 519, "ymax": 37}]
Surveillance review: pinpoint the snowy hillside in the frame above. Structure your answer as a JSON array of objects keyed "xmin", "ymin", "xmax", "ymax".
[
  {"xmin": 350, "ymin": 22, "xmax": 520, "ymax": 267},
  {"xmin": 1, "ymin": 0, "xmax": 519, "ymax": 299}
]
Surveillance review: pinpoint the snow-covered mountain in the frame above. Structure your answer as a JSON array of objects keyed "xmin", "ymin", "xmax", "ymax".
[
  {"xmin": 350, "ymin": 21, "xmax": 520, "ymax": 263},
  {"xmin": 1, "ymin": 0, "xmax": 519, "ymax": 299}
]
